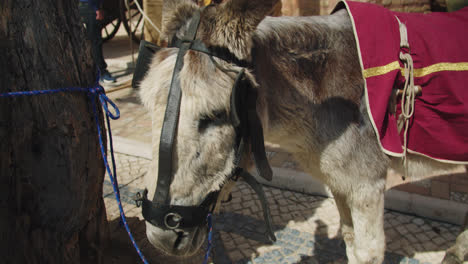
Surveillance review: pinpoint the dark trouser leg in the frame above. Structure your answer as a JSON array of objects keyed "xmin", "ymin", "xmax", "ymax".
[{"xmin": 79, "ymin": 4, "xmax": 107, "ymax": 72}]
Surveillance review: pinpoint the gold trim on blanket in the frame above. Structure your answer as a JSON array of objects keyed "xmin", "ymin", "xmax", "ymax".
[
  {"xmin": 363, "ymin": 61, "xmax": 401, "ymax": 78},
  {"xmin": 363, "ymin": 61, "xmax": 468, "ymax": 79},
  {"xmin": 413, "ymin": 62, "xmax": 468, "ymax": 77}
]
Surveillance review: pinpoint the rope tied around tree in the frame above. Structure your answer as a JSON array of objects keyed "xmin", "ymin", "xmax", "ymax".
[
  {"xmin": 0, "ymin": 72, "xmax": 216, "ymax": 264},
  {"xmin": 0, "ymin": 72, "xmax": 148, "ymax": 264}
]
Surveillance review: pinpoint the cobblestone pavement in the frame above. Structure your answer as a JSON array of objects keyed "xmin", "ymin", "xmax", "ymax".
[{"xmin": 103, "ymin": 153, "xmax": 463, "ymax": 264}]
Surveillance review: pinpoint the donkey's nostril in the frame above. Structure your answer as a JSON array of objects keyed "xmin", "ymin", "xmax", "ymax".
[{"xmin": 173, "ymin": 231, "xmax": 186, "ymax": 250}]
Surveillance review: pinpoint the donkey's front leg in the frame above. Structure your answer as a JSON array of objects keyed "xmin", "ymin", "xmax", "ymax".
[
  {"xmin": 348, "ymin": 180, "xmax": 386, "ymax": 264},
  {"xmin": 333, "ymin": 191, "xmax": 359, "ymax": 264},
  {"xmin": 442, "ymin": 213, "xmax": 468, "ymax": 264}
]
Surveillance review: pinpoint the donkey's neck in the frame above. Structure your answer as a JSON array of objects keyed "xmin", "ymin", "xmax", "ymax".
[{"xmin": 250, "ymin": 11, "xmax": 362, "ymax": 154}]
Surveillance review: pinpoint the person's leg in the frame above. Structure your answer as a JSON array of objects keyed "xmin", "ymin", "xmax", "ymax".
[{"xmin": 79, "ymin": 3, "xmax": 108, "ymax": 73}]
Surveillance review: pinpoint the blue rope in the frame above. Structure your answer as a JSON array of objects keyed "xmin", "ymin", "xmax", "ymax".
[
  {"xmin": 203, "ymin": 213, "xmax": 213, "ymax": 264},
  {"xmin": 0, "ymin": 76, "xmax": 148, "ymax": 264},
  {"xmin": 0, "ymin": 86, "xmax": 97, "ymax": 97},
  {"xmin": 90, "ymin": 92, "xmax": 149, "ymax": 264}
]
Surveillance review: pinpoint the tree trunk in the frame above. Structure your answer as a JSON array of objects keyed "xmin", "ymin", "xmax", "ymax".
[
  {"xmin": 0, "ymin": 1, "xmax": 109, "ymax": 263},
  {"xmin": 143, "ymin": 0, "xmax": 163, "ymax": 44}
]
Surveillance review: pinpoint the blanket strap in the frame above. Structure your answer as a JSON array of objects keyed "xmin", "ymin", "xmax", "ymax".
[{"xmin": 396, "ymin": 17, "xmax": 417, "ymax": 180}]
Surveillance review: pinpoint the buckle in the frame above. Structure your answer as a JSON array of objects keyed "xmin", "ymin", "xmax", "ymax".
[
  {"xmin": 133, "ymin": 189, "xmax": 148, "ymax": 207},
  {"xmin": 164, "ymin": 212, "xmax": 182, "ymax": 229}
]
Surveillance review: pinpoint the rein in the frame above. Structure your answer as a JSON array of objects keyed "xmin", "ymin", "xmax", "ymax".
[{"xmin": 135, "ymin": 6, "xmax": 276, "ymax": 243}]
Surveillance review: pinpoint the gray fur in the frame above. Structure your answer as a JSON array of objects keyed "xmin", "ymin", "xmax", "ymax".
[{"xmin": 139, "ymin": 1, "xmax": 467, "ymax": 263}]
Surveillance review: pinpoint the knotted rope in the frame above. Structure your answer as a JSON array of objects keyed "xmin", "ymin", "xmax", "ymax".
[
  {"xmin": 399, "ymin": 51, "xmax": 417, "ymax": 180},
  {"xmin": 396, "ymin": 17, "xmax": 417, "ymax": 180}
]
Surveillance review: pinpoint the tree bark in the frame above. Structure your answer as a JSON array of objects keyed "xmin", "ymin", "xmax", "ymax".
[{"xmin": 0, "ymin": 1, "xmax": 108, "ymax": 263}]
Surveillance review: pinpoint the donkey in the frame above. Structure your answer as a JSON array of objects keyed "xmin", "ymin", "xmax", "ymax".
[{"xmin": 138, "ymin": 0, "xmax": 468, "ymax": 263}]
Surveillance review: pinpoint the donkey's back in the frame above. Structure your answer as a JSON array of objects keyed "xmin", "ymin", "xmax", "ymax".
[{"xmin": 250, "ymin": 7, "xmax": 467, "ymax": 263}]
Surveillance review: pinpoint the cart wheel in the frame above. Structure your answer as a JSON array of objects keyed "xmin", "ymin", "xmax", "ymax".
[
  {"xmin": 120, "ymin": 0, "xmax": 144, "ymax": 44},
  {"xmin": 102, "ymin": 18, "xmax": 121, "ymax": 42}
]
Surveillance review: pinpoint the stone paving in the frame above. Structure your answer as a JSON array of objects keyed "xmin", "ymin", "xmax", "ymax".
[
  {"xmin": 106, "ymin": 88, "xmax": 152, "ymax": 143},
  {"xmin": 102, "ymin": 152, "xmax": 463, "ymax": 264},
  {"xmin": 100, "ymin": 30, "xmax": 466, "ymax": 264}
]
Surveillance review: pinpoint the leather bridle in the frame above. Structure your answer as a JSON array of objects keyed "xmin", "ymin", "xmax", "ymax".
[{"xmin": 135, "ymin": 6, "xmax": 276, "ymax": 242}]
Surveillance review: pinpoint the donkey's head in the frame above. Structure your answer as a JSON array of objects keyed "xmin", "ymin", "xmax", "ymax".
[{"xmin": 138, "ymin": 0, "xmax": 277, "ymax": 256}]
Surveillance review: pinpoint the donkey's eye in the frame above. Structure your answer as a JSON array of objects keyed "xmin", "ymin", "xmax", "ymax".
[
  {"xmin": 198, "ymin": 110, "xmax": 229, "ymax": 132},
  {"xmin": 198, "ymin": 118, "xmax": 211, "ymax": 132}
]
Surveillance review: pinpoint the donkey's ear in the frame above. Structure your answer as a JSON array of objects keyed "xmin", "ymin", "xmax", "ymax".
[
  {"xmin": 161, "ymin": 0, "xmax": 198, "ymax": 42},
  {"xmin": 200, "ymin": 0, "xmax": 279, "ymax": 60}
]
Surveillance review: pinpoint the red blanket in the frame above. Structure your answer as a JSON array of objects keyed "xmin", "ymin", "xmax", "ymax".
[{"xmin": 335, "ymin": 1, "xmax": 468, "ymax": 163}]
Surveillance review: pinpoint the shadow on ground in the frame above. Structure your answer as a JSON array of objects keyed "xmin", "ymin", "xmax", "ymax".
[
  {"xmin": 104, "ymin": 34, "xmax": 139, "ymax": 60},
  {"xmin": 104, "ymin": 216, "xmax": 210, "ymax": 264}
]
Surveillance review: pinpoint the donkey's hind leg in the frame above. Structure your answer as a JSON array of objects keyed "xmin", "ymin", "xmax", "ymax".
[
  {"xmin": 442, "ymin": 213, "xmax": 468, "ymax": 264},
  {"xmin": 348, "ymin": 180, "xmax": 386, "ymax": 264}
]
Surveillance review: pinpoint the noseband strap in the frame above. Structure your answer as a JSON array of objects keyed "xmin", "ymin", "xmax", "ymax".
[{"xmin": 136, "ymin": 190, "xmax": 218, "ymax": 230}]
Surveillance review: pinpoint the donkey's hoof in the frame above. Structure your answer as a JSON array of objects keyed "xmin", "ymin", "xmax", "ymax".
[{"xmin": 441, "ymin": 252, "xmax": 463, "ymax": 264}]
